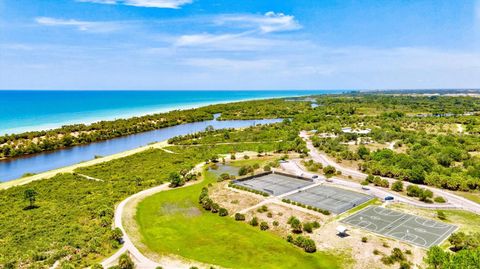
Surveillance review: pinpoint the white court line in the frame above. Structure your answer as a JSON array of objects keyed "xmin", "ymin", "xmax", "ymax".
[
  {"xmin": 430, "ymin": 225, "xmax": 458, "ymax": 247},
  {"xmin": 381, "ymin": 214, "xmax": 413, "ymax": 234}
]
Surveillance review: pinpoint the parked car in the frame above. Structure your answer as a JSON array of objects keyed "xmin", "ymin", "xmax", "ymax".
[
  {"xmin": 384, "ymin": 196, "xmax": 394, "ymax": 201},
  {"xmin": 312, "ymin": 175, "xmax": 319, "ymax": 179}
]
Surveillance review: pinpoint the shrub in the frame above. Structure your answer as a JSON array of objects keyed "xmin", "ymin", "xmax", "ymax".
[
  {"xmin": 263, "ymin": 165, "xmax": 271, "ymax": 172},
  {"xmin": 218, "ymin": 173, "xmax": 231, "ymax": 182},
  {"xmin": 437, "ymin": 211, "xmax": 447, "ymax": 220},
  {"xmin": 91, "ymin": 265, "xmax": 104, "ymax": 269},
  {"xmin": 249, "ymin": 217, "xmax": 259, "ymax": 226},
  {"xmin": 286, "ymin": 235, "xmax": 294, "ymax": 243},
  {"xmin": 118, "ymin": 253, "xmax": 134, "ymax": 269},
  {"xmin": 399, "ymin": 261, "xmax": 411, "ymax": 269},
  {"xmin": 234, "ymin": 213, "xmax": 245, "ymax": 221},
  {"xmin": 406, "ymin": 185, "xmax": 422, "ymax": 197},
  {"xmin": 312, "ymin": 221, "xmax": 320, "ymax": 228},
  {"xmin": 434, "ymin": 196, "xmax": 446, "ymax": 203},
  {"xmin": 267, "ymin": 212, "xmax": 273, "ymax": 218},
  {"xmin": 243, "ymin": 155, "xmax": 250, "ymax": 159},
  {"xmin": 373, "ymin": 249, "xmax": 381, "ymax": 255},
  {"xmin": 257, "ymin": 205, "xmax": 268, "ymax": 213},
  {"xmin": 391, "ymin": 180, "xmax": 404, "ymax": 192},
  {"xmin": 302, "ymin": 238, "xmax": 317, "ymax": 253},
  {"xmin": 110, "ymin": 227, "xmax": 123, "ymax": 242},
  {"xmin": 273, "ymin": 220, "xmax": 279, "ymax": 226},
  {"xmin": 361, "ymin": 237, "xmax": 368, "ymax": 243},
  {"xmin": 260, "ymin": 222, "xmax": 269, "ymax": 231},
  {"xmin": 253, "ymin": 163, "xmax": 260, "ymax": 169},
  {"xmin": 290, "ymin": 235, "xmax": 317, "ymax": 253},
  {"xmin": 390, "ymin": 248, "xmax": 406, "ymax": 262},
  {"xmin": 169, "ymin": 172, "xmax": 185, "ymax": 188},
  {"xmin": 218, "ymin": 208, "xmax": 228, "ymax": 217},
  {"xmin": 323, "ymin": 165, "xmax": 336, "ymax": 177},
  {"xmin": 381, "ymin": 255, "xmax": 394, "ymax": 265},
  {"xmin": 289, "ymin": 218, "xmax": 302, "ymax": 233},
  {"xmin": 303, "ymin": 222, "xmax": 313, "ymax": 233},
  {"xmin": 211, "ymin": 203, "xmax": 220, "ymax": 213}
]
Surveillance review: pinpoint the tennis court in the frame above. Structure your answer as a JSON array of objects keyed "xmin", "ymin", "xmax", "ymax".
[
  {"xmin": 341, "ymin": 206, "xmax": 457, "ymax": 248},
  {"xmin": 234, "ymin": 173, "xmax": 314, "ymax": 195},
  {"xmin": 285, "ymin": 185, "xmax": 373, "ymax": 214}
]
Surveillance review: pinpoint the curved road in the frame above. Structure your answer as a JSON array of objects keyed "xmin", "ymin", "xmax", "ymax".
[
  {"xmin": 101, "ymin": 162, "xmax": 208, "ymax": 269},
  {"xmin": 300, "ymin": 131, "xmax": 480, "ymax": 214}
]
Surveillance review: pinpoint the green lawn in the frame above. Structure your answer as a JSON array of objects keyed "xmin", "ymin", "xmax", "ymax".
[
  {"xmin": 453, "ymin": 191, "xmax": 480, "ymax": 204},
  {"xmin": 136, "ymin": 171, "xmax": 341, "ymax": 269}
]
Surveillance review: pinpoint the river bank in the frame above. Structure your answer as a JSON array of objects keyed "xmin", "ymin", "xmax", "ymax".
[{"xmin": 0, "ymin": 140, "xmax": 170, "ymax": 189}]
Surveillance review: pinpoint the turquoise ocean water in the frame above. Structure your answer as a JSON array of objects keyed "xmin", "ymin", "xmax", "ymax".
[{"xmin": 0, "ymin": 90, "xmax": 342, "ymax": 134}]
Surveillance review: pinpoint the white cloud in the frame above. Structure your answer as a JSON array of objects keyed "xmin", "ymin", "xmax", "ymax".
[
  {"xmin": 35, "ymin": 17, "xmax": 120, "ymax": 32},
  {"xmin": 181, "ymin": 57, "xmax": 280, "ymax": 70},
  {"xmin": 77, "ymin": 0, "xmax": 192, "ymax": 9},
  {"xmin": 216, "ymin": 11, "xmax": 302, "ymax": 33}
]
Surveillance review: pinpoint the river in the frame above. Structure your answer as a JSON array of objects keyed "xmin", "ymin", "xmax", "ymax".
[{"xmin": 0, "ymin": 116, "xmax": 282, "ymax": 182}]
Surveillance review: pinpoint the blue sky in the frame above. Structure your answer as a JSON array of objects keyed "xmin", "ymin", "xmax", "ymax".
[{"xmin": 0, "ymin": 0, "xmax": 479, "ymax": 90}]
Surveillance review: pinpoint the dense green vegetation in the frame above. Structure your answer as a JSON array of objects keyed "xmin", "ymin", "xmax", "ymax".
[
  {"xmin": 2, "ymin": 94, "xmax": 480, "ymax": 268},
  {"xmin": 425, "ymin": 231, "xmax": 480, "ymax": 269},
  {"xmin": 0, "ymin": 99, "xmax": 310, "ymax": 159},
  {"xmin": 306, "ymin": 95, "xmax": 480, "ymax": 191},
  {"xmin": 135, "ymin": 170, "xmax": 339, "ymax": 269},
  {"xmin": 168, "ymin": 121, "xmax": 308, "ymax": 153},
  {"xmin": 0, "ymin": 173, "xmax": 122, "ymax": 267},
  {"xmin": 0, "ymin": 146, "xmax": 213, "ymax": 267},
  {"xmin": 0, "ymin": 140, "xmax": 294, "ymax": 267}
]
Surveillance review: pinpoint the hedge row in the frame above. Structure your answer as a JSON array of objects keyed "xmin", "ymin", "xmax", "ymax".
[
  {"xmin": 281, "ymin": 199, "xmax": 331, "ymax": 215},
  {"xmin": 229, "ymin": 183, "xmax": 270, "ymax": 197}
]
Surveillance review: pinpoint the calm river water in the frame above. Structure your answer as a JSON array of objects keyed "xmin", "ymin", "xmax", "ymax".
[{"xmin": 0, "ymin": 117, "xmax": 281, "ymax": 182}]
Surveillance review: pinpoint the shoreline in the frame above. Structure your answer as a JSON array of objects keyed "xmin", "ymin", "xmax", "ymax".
[
  {"xmin": 1, "ymin": 91, "xmax": 328, "ymax": 135},
  {"xmin": 0, "ymin": 140, "xmax": 170, "ymax": 190}
]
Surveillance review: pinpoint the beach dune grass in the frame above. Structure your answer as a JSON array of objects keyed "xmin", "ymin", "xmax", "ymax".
[{"xmin": 136, "ymin": 172, "xmax": 340, "ymax": 269}]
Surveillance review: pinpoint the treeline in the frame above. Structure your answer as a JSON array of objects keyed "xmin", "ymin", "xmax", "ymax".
[
  {"xmin": 304, "ymin": 95, "xmax": 480, "ymax": 192},
  {"xmin": 0, "ymin": 108, "xmax": 212, "ymax": 159},
  {"xmin": 424, "ymin": 232, "xmax": 480, "ymax": 269},
  {"xmin": 0, "ymin": 98, "xmax": 311, "ymax": 159},
  {"xmin": 168, "ymin": 121, "xmax": 309, "ymax": 154}
]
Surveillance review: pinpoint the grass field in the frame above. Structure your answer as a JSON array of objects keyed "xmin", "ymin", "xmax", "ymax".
[
  {"xmin": 136, "ymin": 170, "xmax": 341, "ymax": 269},
  {"xmin": 388, "ymin": 203, "xmax": 480, "ymax": 234},
  {"xmin": 453, "ymin": 191, "xmax": 480, "ymax": 204}
]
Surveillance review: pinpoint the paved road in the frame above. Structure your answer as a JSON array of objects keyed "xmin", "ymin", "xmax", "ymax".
[
  {"xmin": 101, "ymin": 162, "xmax": 208, "ymax": 269},
  {"xmin": 299, "ymin": 131, "xmax": 480, "ymax": 214}
]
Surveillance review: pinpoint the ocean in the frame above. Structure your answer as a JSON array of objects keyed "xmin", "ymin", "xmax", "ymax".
[{"xmin": 0, "ymin": 90, "xmax": 341, "ymax": 135}]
